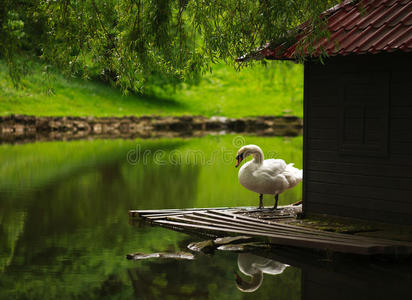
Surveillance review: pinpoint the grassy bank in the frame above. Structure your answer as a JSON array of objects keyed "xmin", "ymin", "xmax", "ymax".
[{"xmin": 0, "ymin": 60, "xmax": 303, "ymax": 118}]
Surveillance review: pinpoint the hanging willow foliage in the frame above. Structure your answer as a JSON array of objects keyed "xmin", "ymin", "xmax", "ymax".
[{"xmin": 0, "ymin": 0, "xmax": 340, "ymax": 92}]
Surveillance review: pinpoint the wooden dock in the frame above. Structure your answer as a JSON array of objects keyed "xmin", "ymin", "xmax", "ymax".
[{"xmin": 129, "ymin": 206, "xmax": 412, "ymax": 256}]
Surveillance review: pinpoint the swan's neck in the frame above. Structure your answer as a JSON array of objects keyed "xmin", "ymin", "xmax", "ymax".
[
  {"xmin": 236, "ymin": 271, "xmax": 264, "ymax": 293},
  {"xmin": 251, "ymin": 149, "xmax": 264, "ymax": 165}
]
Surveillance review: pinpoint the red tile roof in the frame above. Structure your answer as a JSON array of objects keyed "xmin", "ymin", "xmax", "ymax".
[{"xmin": 237, "ymin": 0, "xmax": 412, "ymax": 61}]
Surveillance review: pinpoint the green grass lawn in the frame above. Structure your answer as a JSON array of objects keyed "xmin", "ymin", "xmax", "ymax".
[{"xmin": 0, "ymin": 60, "xmax": 303, "ymax": 118}]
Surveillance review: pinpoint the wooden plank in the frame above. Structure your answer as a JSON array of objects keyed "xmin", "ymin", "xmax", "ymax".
[
  {"xmin": 171, "ymin": 214, "xmax": 398, "ymax": 247},
  {"xmin": 132, "ymin": 205, "xmax": 412, "ymax": 254},
  {"xmin": 220, "ymin": 210, "xmax": 412, "ymax": 247},
  {"xmin": 306, "ymin": 201, "xmax": 412, "ymax": 226},
  {"xmin": 153, "ymin": 219, "xmax": 402, "ymax": 255},
  {"xmin": 391, "ymin": 106, "xmax": 412, "ymax": 119},
  {"xmin": 144, "ymin": 214, "xmax": 185, "ymax": 220},
  {"xmin": 309, "ymin": 139, "xmax": 338, "ymax": 151},
  {"xmin": 130, "ymin": 207, "xmax": 234, "ymax": 214},
  {"xmin": 196, "ymin": 211, "xmax": 370, "ymax": 242},
  {"xmin": 308, "ymin": 150, "xmax": 412, "ymax": 167},
  {"xmin": 310, "ymin": 97, "xmax": 339, "ymax": 107},
  {"xmin": 310, "ymin": 128, "xmax": 337, "ymax": 139},
  {"xmin": 167, "ymin": 216, "xmax": 317, "ymax": 239},
  {"xmin": 310, "ymin": 118, "xmax": 338, "ymax": 129},
  {"xmin": 391, "ymin": 128, "xmax": 412, "ymax": 143},
  {"xmin": 140, "ymin": 211, "xmax": 206, "ymax": 218},
  {"xmin": 309, "ymin": 106, "xmax": 338, "ymax": 118},
  {"xmin": 258, "ymin": 215, "xmax": 296, "ymax": 220},
  {"xmin": 305, "ymin": 170, "xmax": 412, "ymax": 191},
  {"xmin": 136, "ymin": 207, "xmax": 291, "ymax": 219},
  {"xmin": 391, "ymin": 119, "xmax": 412, "ymax": 131},
  {"xmin": 159, "ymin": 218, "xmax": 375, "ymax": 249},
  {"xmin": 306, "ymin": 191, "xmax": 412, "ymax": 222},
  {"xmin": 210, "ymin": 210, "xmax": 335, "ymax": 232},
  {"xmin": 132, "ymin": 208, "xmax": 412, "ymax": 248},
  {"xmin": 207, "ymin": 210, "xmax": 412, "ymax": 246},
  {"xmin": 391, "ymin": 142, "xmax": 412, "ymax": 155},
  {"xmin": 391, "ymin": 84, "xmax": 412, "ymax": 105},
  {"xmin": 139, "ymin": 208, "xmax": 292, "ymax": 220},
  {"xmin": 307, "ymin": 190, "xmax": 412, "ymax": 211},
  {"xmin": 129, "ymin": 207, "xmax": 239, "ymax": 217},
  {"xmin": 307, "ymin": 160, "xmax": 412, "ymax": 179},
  {"xmin": 307, "ymin": 85, "xmax": 339, "ymax": 100},
  {"xmin": 176, "ymin": 214, "xmax": 365, "ymax": 244},
  {"xmin": 307, "ymin": 182, "xmax": 412, "ymax": 207}
]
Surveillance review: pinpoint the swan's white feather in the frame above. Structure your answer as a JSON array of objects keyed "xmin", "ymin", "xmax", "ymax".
[
  {"xmin": 238, "ymin": 254, "xmax": 288, "ymax": 276},
  {"xmin": 236, "ymin": 253, "xmax": 289, "ymax": 292}
]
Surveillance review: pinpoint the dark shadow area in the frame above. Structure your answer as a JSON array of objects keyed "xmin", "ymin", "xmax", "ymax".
[
  {"xmin": 131, "ymin": 93, "xmax": 188, "ymax": 109},
  {"xmin": 255, "ymin": 247, "xmax": 412, "ymax": 300},
  {"xmin": 85, "ymin": 79, "xmax": 187, "ymax": 109}
]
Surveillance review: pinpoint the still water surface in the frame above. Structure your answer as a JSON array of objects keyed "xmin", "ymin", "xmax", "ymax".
[{"xmin": 0, "ymin": 135, "xmax": 410, "ymax": 299}]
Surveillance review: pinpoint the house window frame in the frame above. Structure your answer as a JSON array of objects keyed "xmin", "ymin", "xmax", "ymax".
[{"xmin": 338, "ymin": 72, "xmax": 390, "ymax": 157}]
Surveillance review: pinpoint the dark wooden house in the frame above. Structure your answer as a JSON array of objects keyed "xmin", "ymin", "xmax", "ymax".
[{"xmin": 238, "ymin": 0, "xmax": 412, "ymax": 224}]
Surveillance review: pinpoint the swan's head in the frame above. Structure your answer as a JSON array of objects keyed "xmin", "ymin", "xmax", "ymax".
[{"xmin": 235, "ymin": 144, "xmax": 263, "ymax": 167}]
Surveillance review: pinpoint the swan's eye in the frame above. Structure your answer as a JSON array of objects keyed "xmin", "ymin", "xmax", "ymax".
[{"xmin": 236, "ymin": 153, "xmax": 244, "ymax": 160}]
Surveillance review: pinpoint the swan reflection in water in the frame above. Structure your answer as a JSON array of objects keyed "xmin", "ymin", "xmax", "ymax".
[{"xmin": 235, "ymin": 253, "xmax": 289, "ymax": 293}]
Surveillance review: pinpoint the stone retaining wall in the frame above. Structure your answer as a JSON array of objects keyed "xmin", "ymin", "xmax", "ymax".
[{"xmin": 0, "ymin": 115, "xmax": 303, "ymax": 144}]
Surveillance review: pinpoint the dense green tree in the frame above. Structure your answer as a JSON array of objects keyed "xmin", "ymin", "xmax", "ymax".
[{"xmin": 0, "ymin": 0, "xmax": 339, "ymax": 92}]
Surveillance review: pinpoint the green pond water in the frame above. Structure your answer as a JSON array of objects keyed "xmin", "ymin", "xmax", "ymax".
[
  {"xmin": 0, "ymin": 135, "xmax": 411, "ymax": 299},
  {"xmin": 0, "ymin": 135, "xmax": 302, "ymax": 299}
]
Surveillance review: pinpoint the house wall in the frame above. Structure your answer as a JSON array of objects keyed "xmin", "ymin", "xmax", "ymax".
[
  {"xmin": 301, "ymin": 265, "xmax": 411, "ymax": 300},
  {"xmin": 303, "ymin": 52, "xmax": 412, "ymax": 224}
]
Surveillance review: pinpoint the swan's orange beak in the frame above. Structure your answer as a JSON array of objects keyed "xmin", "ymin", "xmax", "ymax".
[{"xmin": 235, "ymin": 154, "xmax": 243, "ymax": 168}]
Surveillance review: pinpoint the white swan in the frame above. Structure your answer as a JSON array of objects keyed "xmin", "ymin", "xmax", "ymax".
[
  {"xmin": 235, "ymin": 253, "xmax": 289, "ymax": 292},
  {"xmin": 235, "ymin": 144, "xmax": 302, "ymax": 209}
]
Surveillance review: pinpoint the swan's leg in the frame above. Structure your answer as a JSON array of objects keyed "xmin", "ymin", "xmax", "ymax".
[
  {"xmin": 258, "ymin": 194, "xmax": 263, "ymax": 209},
  {"xmin": 273, "ymin": 194, "xmax": 279, "ymax": 210}
]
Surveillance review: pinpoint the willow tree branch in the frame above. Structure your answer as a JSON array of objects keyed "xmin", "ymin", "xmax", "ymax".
[{"xmin": 91, "ymin": 0, "xmax": 133, "ymax": 88}]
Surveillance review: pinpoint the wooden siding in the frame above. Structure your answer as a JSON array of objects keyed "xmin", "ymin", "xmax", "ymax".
[{"xmin": 304, "ymin": 52, "xmax": 412, "ymax": 224}]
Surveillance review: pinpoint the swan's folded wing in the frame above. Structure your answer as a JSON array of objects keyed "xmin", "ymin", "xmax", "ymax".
[
  {"xmin": 252, "ymin": 160, "xmax": 302, "ymax": 192},
  {"xmin": 252, "ymin": 159, "xmax": 288, "ymax": 187},
  {"xmin": 252, "ymin": 169, "xmax": 290, "ymax": 192},
  {"xmin": 258, "ymin": 159, "xmax": 287, "ymax": 176}
]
